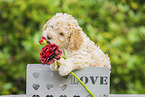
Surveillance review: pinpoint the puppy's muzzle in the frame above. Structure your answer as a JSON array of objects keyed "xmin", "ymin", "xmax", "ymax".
[
  {"xmin": 46, "ymin": 35, "xmax": 52, "ymax": 44},
  {"xmin": 47, "ymin": 35, "xmax": 52, "ymax": 40}
]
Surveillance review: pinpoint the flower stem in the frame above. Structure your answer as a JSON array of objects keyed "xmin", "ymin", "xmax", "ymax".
[
  {"xmin": 55, "ymin": 53, "xmax": 95, "ymax": 97},
  {"xmin": 70, "ymin": 71, "xmax": 95, "ymax": 97}
]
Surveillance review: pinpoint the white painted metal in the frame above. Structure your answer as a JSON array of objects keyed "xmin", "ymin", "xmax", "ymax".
[{"xmin": 27, "ymin": 64, "xmax": 110, "ymax": 97}]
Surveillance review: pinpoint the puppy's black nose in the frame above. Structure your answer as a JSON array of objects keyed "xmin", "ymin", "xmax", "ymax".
[{"xmin": 47, "ymin": 35, "xmax": 52, "ymax": 40}]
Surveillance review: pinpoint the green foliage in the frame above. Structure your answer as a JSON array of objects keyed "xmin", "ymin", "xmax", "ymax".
[{"xmin": 0, "ymin": 0, "xmax": 145, "ymax": 95}]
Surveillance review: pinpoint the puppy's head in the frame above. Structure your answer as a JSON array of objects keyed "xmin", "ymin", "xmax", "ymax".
[{"xmin": 43, "ymin": 13, "xmax": 83, "ymax": 50}]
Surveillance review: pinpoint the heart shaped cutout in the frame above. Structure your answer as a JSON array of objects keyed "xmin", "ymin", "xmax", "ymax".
[
  {"xmin": 33, "ymin": 72, "xmax": 40, "ymax": 79},
  {"xmin": 33, "ymin": 84, "xmax": 40, "ymax": 90},
  {"xmin": 60, "ymin": 84, "xmax": 67, "ymax": 91},
  {"xmin": 46, "ymin": 95, "xmax": 53, "ymax": 97},
  {"xmin": 32, "ymin": 95, "xmax": 40, "ymax": 97},
  {"xmin": 86, "ymin": 95, "xmax": 92, "ymax": 97},
  {"xmin": 46, "ymin": 84, "xmax": 53, "ymax": 90},
  {"xmin": 60, "ymin": 95, "xmax": 67, "ymax": 97},
  {"xmin": 73, "ymin": 95, "xmax": 80, "ymax": 97}
]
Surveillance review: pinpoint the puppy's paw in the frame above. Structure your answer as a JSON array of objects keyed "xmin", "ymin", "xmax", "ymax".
[
  {"xmin": 50, "ymin": 58, "xmax": 65, "ymax": 71},
  {"xmin": 58, "ymin": 63, "xmax": 72, "ymax": 76}
]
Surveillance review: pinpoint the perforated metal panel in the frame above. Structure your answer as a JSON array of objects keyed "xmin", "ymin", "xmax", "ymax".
[{"xmin": 26, "ymin": 64, "xmax": 110, "ymax": 97}]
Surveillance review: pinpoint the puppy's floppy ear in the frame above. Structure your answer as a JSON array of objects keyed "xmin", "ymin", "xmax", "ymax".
[{"xmin": 69, "ymin": 28, "xmax": 83, "ymax": 51}]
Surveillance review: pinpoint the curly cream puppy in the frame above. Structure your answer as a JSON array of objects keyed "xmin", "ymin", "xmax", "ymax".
[{"xmin": 43, "ymin": 13, "xmax": 111, "ymax": 76}]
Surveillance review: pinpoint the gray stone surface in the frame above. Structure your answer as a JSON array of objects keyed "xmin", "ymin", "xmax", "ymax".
[
  {"xmin": 0, "ymin": 95, "xmax": 26, "ymax": 97},
  {"xmin": 110, "ymin": 94, "xmax": 145, "ymax": 97},
  {"xmin": 1, "ymin": 94, "xmax": 145, "ymax": 97}
]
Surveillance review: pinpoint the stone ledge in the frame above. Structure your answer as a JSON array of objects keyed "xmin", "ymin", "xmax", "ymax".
[
  {"xmin": 0, "ymin": 94, "xmax": 26, "ymax": 97},
  {"xmin": 0, "ymin": 94, "xmax": 145, "ymax": 97},
  {"xmin": 110, "ymin": 94, "xmax": 145, "ymax": 97}
]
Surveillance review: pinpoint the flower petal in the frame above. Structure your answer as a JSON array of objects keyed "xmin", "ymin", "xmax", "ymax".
[{"xmin": 39, "ymin": 44, "xmax": 62, "ymax": 65}]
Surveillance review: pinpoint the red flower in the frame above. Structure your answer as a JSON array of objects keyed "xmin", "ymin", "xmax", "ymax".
[
  {"xmin": 39, "ymin": 44, "xmax": 62, "ymax": 64},
  {"xmin": 39, "ymin": 36, "xmax": 46, "ymax": 45}
]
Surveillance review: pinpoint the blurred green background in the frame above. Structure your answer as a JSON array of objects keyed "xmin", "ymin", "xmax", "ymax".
[{"xmin": 0, "ymin": 0, "xmax": 145, "ymax": 95}]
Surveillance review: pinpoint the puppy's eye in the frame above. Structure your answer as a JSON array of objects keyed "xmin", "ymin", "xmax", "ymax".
[{"xmin": 60, "ymin": 32, "xmax": 64, "ymax": 36}]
